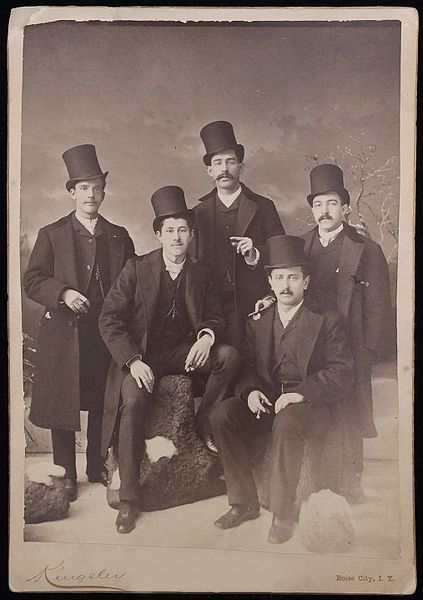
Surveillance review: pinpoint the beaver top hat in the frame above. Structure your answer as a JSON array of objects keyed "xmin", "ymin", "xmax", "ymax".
[
  {"xmin": 151, "ymin": 185, "xmax": 193, "ymax": 231},
  {"xmin": 62, "ymin": 144, "xmax": 108, "ymax": 192},
  {"xmin": 264, "ymin": 235, "xmax": 310, "ymax": 271},
  {"xmin": 200, "ymin": 121, "xmax": 244, "ymax": 166},
  {"xmin": 307, "ymin": 163, "xmax": 350, "ymax": 206}
]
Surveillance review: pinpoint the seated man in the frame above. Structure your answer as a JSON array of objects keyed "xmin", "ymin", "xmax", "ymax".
[
  {"xmin": 98, "ymin": 185, "xmax": 240, "ymax": 534},
  {"xmin": 210, "ymin": 235, "xmax": 353, "ymax": 544}
]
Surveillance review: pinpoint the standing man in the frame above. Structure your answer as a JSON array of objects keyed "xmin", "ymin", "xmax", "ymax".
[
  {"xmin": 24, "ymin": 144, "xmax": 135, "ymax": 501},
  {"xmin": 210, "ymin": 236, "xmax": 353, "ymax": 543},
  {"xmin": 303, "ymin": 164, "xmax": 391, "ymax": 495},
  {"xmin": 193, "ymin": 121, "xmax": 285, "ymax": 350},
  {"xmin": 98, "ymin": 186, "xmax": 240, "ymax": 534}
]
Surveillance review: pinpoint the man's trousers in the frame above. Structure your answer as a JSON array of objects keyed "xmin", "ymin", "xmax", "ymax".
[{"xmin": 210, "ymin": 396, "xmax": 332, "ymax": 519}]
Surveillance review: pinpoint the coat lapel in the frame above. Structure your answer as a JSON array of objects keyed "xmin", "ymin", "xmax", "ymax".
[
  {"xmin": 98, "ymin": 215, "xmax": 126, "ymax": 281},
  {"xmin": 296, "ymin": 306, "xmax": 323, "ymax": 381},
  {"xmin": 185, "ymin": 257, "xmax": 202, "ymax": 328},
  {"xmin": 337, "ymin": 229, "xmax": 365, "ymax": 318},
  {"xmin": 141, "ymin": 250, "xmax": 162, "ymax": 330},
  {"xmin": 255, "ymin": 306, "xmax": 276, "ymax": 386},
  {"xmin": 194, "ymin": 196, "xmax": 216, "ymax": 265},
  {"xmin": 60, "ymin": 214, "xmax": 80, "ymax": 291},
  {"xmin": 235, "ymin": 189, "xmax": 258, "ymax": 237},
  {"xmin": 302, "ymin": 227, "xmax": 318, "ymax": 258}
]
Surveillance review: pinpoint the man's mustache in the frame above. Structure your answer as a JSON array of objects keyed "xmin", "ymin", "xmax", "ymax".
[
  {"xmin": 279, "ymin": 290, "xmax": 293, "ymax": 295},
  {"xmin": 216, "ymin": 173, "xmax": 235, "ymax": 180},
  {"xmin": 318, "ymin": 214, "xmax": 332, "ymax": 222}
]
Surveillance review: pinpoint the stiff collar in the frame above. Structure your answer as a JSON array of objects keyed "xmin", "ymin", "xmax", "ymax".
[
  {"xmin": 75, "ymin": 211, "xmax": 99, "ymax": 235},
  {"xmin": 277, "ymin": 299, "xmax": 304, "ymax": 328},
  {"xmin": 217, "ymin": 186, "xmax": 242, "ymax": 208},
  {"xmin": 318, "ymin": 222, "xmax": 344, "ymax": 246},
  {"xmin": 162, "ymin": 251, "xmax": 186, "ymax": 280}
]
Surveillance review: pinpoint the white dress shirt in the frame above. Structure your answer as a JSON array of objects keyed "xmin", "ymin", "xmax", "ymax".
[
  {"xmin": 277, "ymin": 300, "xmax": 304, "ymax": 328},
  {"xmin": 318, "ymin": 222, "xmax": 344, "ymax": 247},
  {"xmin": 75, "ymin": 212, "xmax": 98, "ymax": 235}
]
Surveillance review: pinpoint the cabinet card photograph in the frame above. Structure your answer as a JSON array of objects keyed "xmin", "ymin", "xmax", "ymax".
[{"xmin": 8, "ymin": 6, "xmax": 416, "ymax": 594}]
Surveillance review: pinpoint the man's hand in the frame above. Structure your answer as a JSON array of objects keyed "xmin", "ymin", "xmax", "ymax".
[
  {"xmin": 230, "ymin": 236, "xmax": 254, "ymax": 257},
  {"xmin": 62, "ymin": 289, "xmax": 91, "ymax": 314},
  {"xmin": 247, "ymin": 390, "xmax": 272, "ymax": 418},
  {"xmin": 253, "ymin": 294, "xmax": 275, "ymax": 314},
  {"xmin": 185, "ymin": 335, "xmax": 213, "ymax": 372},
  {"xmin": 274, "ymin": 392, "xmax": 304, "ymax": 414},
  {"xmin": 129, "ymin": 359, "xmax": 155, "ymax": 393}
]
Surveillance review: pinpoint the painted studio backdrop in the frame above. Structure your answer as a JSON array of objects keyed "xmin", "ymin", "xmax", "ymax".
[{"xmin": 20, "ymin": 19, "xmax": 400, "ymax": 534}]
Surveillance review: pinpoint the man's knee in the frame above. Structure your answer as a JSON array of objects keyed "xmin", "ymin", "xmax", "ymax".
[
  {"xmin": 213, "ymin": 343, "xmax": 240, "ymax": 371},
  {"xmin": 120, "ymin": 373, "xmax": 150, "ymax": 413},
  {"xmin": 210, "ymin": 396, "xmax": 240, "ymax": 429},
  {"xmin": 273, "ymin": 404, "xmax": 306, "ymax": 437}
]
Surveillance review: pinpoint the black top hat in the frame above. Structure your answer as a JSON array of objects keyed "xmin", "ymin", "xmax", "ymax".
[
  {"xmin": 307, "ymin": 163, "xmax": 350, "ymax": 206},
  {"xmin": 62, "ymin": 144, "xmax": 109, "ymax": 192},
  {"xmin": 200, "ymin": 121, "xmax": 245, "ymax": 166},
  {"xmin": 151, "ymin": 185, "xmax": 193, "ymax": 229},
  {"xmin": 264, "ymin": 235, "xmax": 310, "ymax": 270}
]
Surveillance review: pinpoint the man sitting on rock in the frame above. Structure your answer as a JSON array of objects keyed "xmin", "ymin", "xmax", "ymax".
[
  {"xmin": 98, "ymin": 186, "xmax": 240, "ymax": 534},
  {"xmin": 210, "ymin": 235, "xmax": 353, "ymax": 544}
]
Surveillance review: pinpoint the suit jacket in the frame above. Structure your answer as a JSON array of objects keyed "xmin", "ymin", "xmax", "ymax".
[
  {"xmin": 192, "ymin": 183, "xmax": 285, "ymax": 323},
  {"xmin": 23, "ymin": 212, "xmax": 135, "ymax": 431},
  {"xmin": 237, "ymin": 303, "xmax": 353, "ymax": 408},
  {"xmin": 98, "ymin": 248, "xmax": 225, "ymax": 455},
  {"xmin": 302, "ymin": 222, "xmax": 391, "ymax": 437}
]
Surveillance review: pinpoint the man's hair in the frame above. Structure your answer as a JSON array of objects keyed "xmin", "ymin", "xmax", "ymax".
[
  {"xmin": 267, "ymin": 264, "xmax": 310, "ymax": 278},
  {"xmin": 153, "ymin": 212, "xmax": 195, "ymax": 234},
  {"xmin": 68, "ymin": 178, "xmax": 106, "ymax": 192},
  {"xmin": 204, "ymin": 148, "xmax": 243, "ymax": 167}
]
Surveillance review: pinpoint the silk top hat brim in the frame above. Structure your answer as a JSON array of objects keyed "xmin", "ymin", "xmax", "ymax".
[
  {"xmin": 200, "ymin": 121, "xmax": 245, "ymax": 165},
  {"xmin": 65, "ymin": 172, "xmax": 108, "ymax": 192},
  {"xmin": 307, "ymin": 163, "xmax": 350, "ymax": 206}
]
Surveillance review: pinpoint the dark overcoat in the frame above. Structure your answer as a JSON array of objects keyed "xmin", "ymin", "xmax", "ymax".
[
  {"xmin": 302, "ymin": 223, "xmax": 391, "ymax": 437},
  {"xmin": 237, "ymin": 304, "xmax": 354, "ymax": 407},
  {"xmin": 23, "ymin": 212, "xmax": 135, "ymax": 431},
  {"xmin": 98, "ymin": 248, "xmax": 225, "ymax": 457},
  {"xmin": 192, "ymin": 183, "xmax": 285, "ymax": 324}
]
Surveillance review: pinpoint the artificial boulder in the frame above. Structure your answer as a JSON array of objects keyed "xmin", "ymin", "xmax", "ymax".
[
  {"xmin": 298, "ymin": 489, "xmax": 355, "ymax": 554},
  {"xmin": 24, "ymin": 463, "xmax": 70, "ymax": 524},
  {"xmin": 106, "ymin": 375, "xmax": 225, "ymax": 511}
]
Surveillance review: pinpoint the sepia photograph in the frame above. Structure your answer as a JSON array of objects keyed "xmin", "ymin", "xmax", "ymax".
[{"xmin": 8, "ymin": 6, "xmax": 416, "ymax": 593}]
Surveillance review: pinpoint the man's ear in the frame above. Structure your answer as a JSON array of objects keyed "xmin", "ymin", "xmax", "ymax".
[
  {"xmin": 303, "ymin": 274, "xmax": 310, "ymax": 290},
  {"xmin": 268, "ymin": 274, "xmax": 274, "ymax": 291},
  {"xmin": 155, "ymin": 230, "xmax": 162, "ymax": 242},
  {"xmin": 239, "ymin": 161, "xmax": 245, "ymax": 175},
  {"xmin": 341, "ymin": 203, "xmax": 351, "ymax": 218},
  {"xmin": 206, "ymin": 165, "xmax": 214, "ymax": 179},
  {"xmin": 69, "ymin": 189, "xmax": 76, "ymax": 200}
]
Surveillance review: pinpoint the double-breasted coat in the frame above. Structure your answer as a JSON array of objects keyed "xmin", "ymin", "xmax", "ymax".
[
  {"xmin": 23, "ymin": 212, "xmax": 135, "ymax": 432},
  {"xmin": 98, "ymin": 248, "xmax": 225, "ymax": 457},
  {"xmin": 302, "ymin": 222, "xmax": 391, "ymax": 437},
  {"xmin": 192, "ymin": 183, "xmax": 285, "ymax": 327}
]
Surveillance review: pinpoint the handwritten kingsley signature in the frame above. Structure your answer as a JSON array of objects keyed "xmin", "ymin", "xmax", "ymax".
[{"xmin": 26, "ymin": 560, "xmax": 127, "ymax": 591}]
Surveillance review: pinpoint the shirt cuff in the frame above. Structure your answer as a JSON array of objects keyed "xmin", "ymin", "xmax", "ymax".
[
  {"xmin": 197, "ymin": 328, "xmax": 215, "ymax": 346},
  {"xmin": 244, "ymin": 247, "xmax": 260, "ymax": 266},
  {"xmin": 126, "ymin": 354, "xmax": 143, "ymax": 368}
]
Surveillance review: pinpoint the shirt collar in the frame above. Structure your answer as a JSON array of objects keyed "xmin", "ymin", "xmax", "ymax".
[
  {"xmin": 277, "ymin": 299, "xmax": 304, "ymax": 327},
  {"xmin": 162, "ymin": 251, "xmax": 186, "ymax": 278},
  {"xmin": 318, "ymin": 222, "xmax": 344, "ymax": 244},
  {"xmin": 75, "ymin": 211, "xmax": 99, "ymax": 234},
  {"xmin": 217, "ymin": 186, "xmax": 242, "ymax": 208}
]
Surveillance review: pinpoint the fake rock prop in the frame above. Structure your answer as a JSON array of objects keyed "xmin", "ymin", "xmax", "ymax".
[
  {"xmin": 24, "ymin": 463, "xmax": 70, "ymax": 524},
  {"xmin": 107, "ymin": 375, "xmax": 225, "ymax": 510}
]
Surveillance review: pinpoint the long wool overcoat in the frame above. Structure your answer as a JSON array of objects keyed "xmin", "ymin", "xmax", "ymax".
[
  {"xmin": 302, "ymin": 222, "xmax": 391, "ymax": 438},
  {"xmin": 192, "ymin": 183, "xmax": 285, "ymax": 326},
  {"xmin": 23, "ymin": 212, "xmax": 134, "ymax": 431}
]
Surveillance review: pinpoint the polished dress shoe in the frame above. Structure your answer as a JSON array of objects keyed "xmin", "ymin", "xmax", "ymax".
[
  {"xmin": 267, "ymin": 514, "xmax": 294, "ymax": 544},
  {"xmin": 87, "ymin": 471, "xmax": 109, "ymax": 487},
  {"xmin": 116, "ymin": 501, "xmax": 138, "ymax": 534},
  {"xmin": 215, "ymin": 504, "xmax": 260, "ymax": 529},
  {"xmin": 204, "ymin": 434, "xmax": 218, "ymax": 456},
  {"xmin": 63, "ymin": 478, "xmax": 77, "ymax": 502}
]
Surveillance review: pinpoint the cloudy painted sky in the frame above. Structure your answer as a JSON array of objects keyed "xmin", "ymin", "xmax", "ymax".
[{"xmin": 20, "ymin": 20, "xmax": 400, "ymax": 255}]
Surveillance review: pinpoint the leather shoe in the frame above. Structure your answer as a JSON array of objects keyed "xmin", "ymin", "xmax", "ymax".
[
  {"xmin": 63, "ymin": 478, "xmax": 77, "ymax": 502},
  {"xmin": 267, "ymin": 514, "xmax": 294, "ymax": 544},
  {"xmin": 215, "ymin": 504, "xmax": 260, "ymax": 529},
  {"xmin": 87, "ymin": 470, "xmax": 109, "ymax": 487},
  {"xmin": 204, "ymin": 434, "xmax": 218, "ymax": 456},
  {"xmin": 116, "ymin": 501, "xmax": 138, "ymax": 534}
]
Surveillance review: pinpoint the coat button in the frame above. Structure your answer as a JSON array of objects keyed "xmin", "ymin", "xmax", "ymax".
[
  {"xmin": 87, "ymin": 265, "xmax": 91, "ymax": 270},
  {"xmin": 67, "ymin": 320, "xmax": 73, "ymax": 327},
  {"xmin": 88, "ymin": 238, "xmax": 94, "ymax": 244}
]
